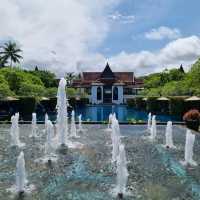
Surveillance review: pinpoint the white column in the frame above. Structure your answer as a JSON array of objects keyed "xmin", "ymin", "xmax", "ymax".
[
  {"xmin": 91, "ymin": 86, "xmax": 97, "ymax": 104},
  {"xmin": 118, "ymin": 86, "xmax": 123, "ymax": 104}
]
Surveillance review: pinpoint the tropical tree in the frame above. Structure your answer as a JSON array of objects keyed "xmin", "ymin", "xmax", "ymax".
[
  {"xmin": 0, "ymin": 41, "xmax": 22, "ymax": 67},
  {"xmin": 0, "ymin": 56, "xmax": 8, "ymax": 68},
  {"xmin": 65, "ymin": 72, "xmax": 77, "ymax": 86}
]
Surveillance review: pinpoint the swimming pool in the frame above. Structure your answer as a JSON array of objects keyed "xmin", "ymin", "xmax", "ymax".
[{"xmin": 73, "ymin": 105, "xmax": 181, "ymax": 122}]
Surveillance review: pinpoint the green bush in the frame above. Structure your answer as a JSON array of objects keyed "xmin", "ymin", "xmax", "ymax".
[
  {"xmin": 66, "ymin": 88, "xmax": 77, "ymax": 97},
  {"xmin": 135, "ymin": 97, "xmax": 146, "ymax": 110},
  {"xmin": 30, "ymin": 70, "xmax": 57, "ymax": 88},
  {"xmin": 127, "ymin": 99, "xmax": 135, "ymax": 107},
  {"xmin": 0, "ymin": 68, "xmax": 44, "ymax": 95},
  {"xmin": 18, "ymin": 82, "xmax": 45, "ymax": 97},
  {"xmin": 44, "ymin": 87, "xmax": 57, "ymax": 98},
  {"xmin": 146, "ymin": 97, "xmax": 159, "ymax": 112},
  {"xmin": 0, "ymin": 83, "xmax": 14, "ymax": 98},
  {"xmin": 18, "ymin": 97, "xmax": 36, "ymax": 117},
  {"xmin": 169, "ymin": 97, "xmax": 186, "ymax": 116}
]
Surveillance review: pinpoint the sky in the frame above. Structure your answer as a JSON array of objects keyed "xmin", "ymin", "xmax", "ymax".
[{"xmin": 0, "ymin": 0, "xmax": 200, "ymax": 76}]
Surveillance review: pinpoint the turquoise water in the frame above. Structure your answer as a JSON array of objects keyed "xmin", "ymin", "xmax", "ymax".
[
  {"xmin": 38, "ymin": 105, "xmax": 181, "ymax": 123},
  {"xmin": 1, "ymin": 124, "xmax": 200, "ymax": 199},
  {"xmin": 74, "ymin": 105, "xmax": 181, "ymax": 122}
]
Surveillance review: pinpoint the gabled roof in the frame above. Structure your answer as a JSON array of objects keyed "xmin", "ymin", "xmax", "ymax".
[
  {"xmin": 72, "ymin": 63, "xmax": 144, "ymax": 87},
  {"xmin": 100, "ymin": 63, "xmax": 115, "ymax": 79}
]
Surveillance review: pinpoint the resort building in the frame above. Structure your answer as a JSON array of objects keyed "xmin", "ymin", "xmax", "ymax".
[{"xmin": 73, "ymin": 63, "xmax": 144, "ymax": 104}]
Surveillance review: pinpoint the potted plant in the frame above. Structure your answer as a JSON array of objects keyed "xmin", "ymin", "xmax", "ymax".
[{"xmin": 183, "ymin": 109, "xmax": 200, "ymax": 131}]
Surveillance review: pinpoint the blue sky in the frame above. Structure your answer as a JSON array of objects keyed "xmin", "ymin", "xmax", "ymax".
[
  {"xmin": 1, "ymin": 0, "xmax": 200, "ymax": 76},
  {"xmin": 99, "ymin": 0, "xmax": 200, "ymax": 55}
]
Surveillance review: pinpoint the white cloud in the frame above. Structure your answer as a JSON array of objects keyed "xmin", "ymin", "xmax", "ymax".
[
  {"xmin": 1, "ymin": 1, "xmax": 199, "ymax": 77},
  {"xmin": 109, "ymin": 36, "xmax": 200, "ymax": 75},
  {"xmin": 108, "ymin": 11, "xmax": 135, "ymax": 24},
  {"xmin": 145, "ymin": 26, "xmax": 181, "ymax": 40},
  {"xmin": 0, "ymin": 0, "xmax": 121, "ymax": 75}
]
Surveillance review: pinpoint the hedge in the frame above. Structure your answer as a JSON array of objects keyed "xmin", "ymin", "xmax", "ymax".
[{"xmin": 18, "ymin": 97, "xmax": 37, "ymax": 118}]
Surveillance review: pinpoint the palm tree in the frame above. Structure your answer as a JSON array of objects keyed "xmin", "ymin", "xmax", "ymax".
[
  {"xmin": 0, "ymin": 56, "xmax": 8, "ymax": 68},
  {"xmin": 0, "ymin": 41, "xmax": 22, "ymax": 67},
  {"xmin": 65, "ymin": 72, "xmax": 77, "ymax": 86}
]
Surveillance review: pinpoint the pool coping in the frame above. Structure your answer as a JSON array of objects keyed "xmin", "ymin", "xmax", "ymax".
[{"xmin": 0, "ymin": 121, "xmax": 185, "ymax": 125}]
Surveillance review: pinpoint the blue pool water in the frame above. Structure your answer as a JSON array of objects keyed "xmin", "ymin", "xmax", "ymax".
[
  {"xmin": 73, "ymin": 105, "xmax": 181, "ymax": 122},
  {"xmin": 37, "ymin": 105, "xmax": 181, "ymax": 122}
]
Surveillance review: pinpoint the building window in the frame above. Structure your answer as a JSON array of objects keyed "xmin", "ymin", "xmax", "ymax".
[
  {"xmin": 97, "ymin": 87, "xmax": 102, "ymax": 100},
  {"xmin": 113, "ymin": 87, "xmax": 118, "ymax": 100},
  {"xmin": 124, "ymin": 88, "xmax": 136, "ymax": 95}
]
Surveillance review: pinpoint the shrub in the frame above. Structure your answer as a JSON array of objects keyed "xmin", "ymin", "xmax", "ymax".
[
  {"xmin": 146, "ymin": 97, "xmax": 159, "ymax": 112},
  {"xmin": 44, "ymin": 87, "xmax": 57, "ymax": 98},
  {"xmin": 169, "ymin": 97, "xmax": 186, "ymax": 116},
  {"xmin": 18, "ymin": 82, "xmax": 45, "ymax": 97},
  {"xmin": 0, "ymin": 68, "xmax": 44, "ymax": 95},
  {"xmin": 183, "ymin": 109, "xmax": 200, "ymax": 121},
  {"xmin": 0, "ymin": 74, "xmax": 14, "ymax": 98},
  {"xmin": 127, "ymin": 99, "xmax": 135, "ymax": 107},
  {"xmin": 18, "ymin": 97, "xmax": 37, "ymax": 117}
]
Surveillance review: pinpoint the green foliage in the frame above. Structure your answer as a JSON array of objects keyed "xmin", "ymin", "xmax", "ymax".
[
  {"xmin": 66, "ymin": 88, "xmax": 77, "ymax": 97},
  {"xmin": 18, "ymin": 82, "xmax": 45, "ymax": 97},
  {"xmin": 146, "ymin": 97, "xmax": 159, "ymax": 112},
  {"xmin": 19, "ymin": 97, "xmax": 36, "ymax": 116},
  {"xmin": 44, "ymin": 87, "xmax": 57, "ymax": 98},
  {"xmin": 161, "ymin": 81, "xmax": 190, "ymax": 96},
  {"xmin": 143, "ymin": 65, "xmax": 190, "ymax": 97},
  {"xmin": 0, "ymin": 68, "xmax": 44, "ymax": 94},
  {"xmin": 30, "ymin": 70, "xmax": 57, "ymax": 88},
  {"xmin": 169, "ymin": 97, "xmax": 186, "ymax": 116},
  {"xmin": 0, "ymin": 74, "xmax": 14, "ymax": 98}
]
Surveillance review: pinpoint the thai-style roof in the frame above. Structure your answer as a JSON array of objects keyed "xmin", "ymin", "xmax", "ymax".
[
  {"xmin": 184, "ymin": 96, "xmax": 200, "ymax": 101},
  {"xmin": 73, "ymin": 63, "xmax": 144, "ymax": 87}
]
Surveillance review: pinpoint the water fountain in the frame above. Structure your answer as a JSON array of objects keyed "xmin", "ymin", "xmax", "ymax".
[
  {"xmin": 16, "ymin": 152, "xmax": 27, "ymax": 195},
  {"xmin": 45, "ymin": 113, "xmax": 49, "ymax": 131},
  {"xmin": 56, "ymin": 78, "xmax": 69, "ymax": 146},
  {"xmin": 149, "ymin": 115, "xmax": 157, "ymax": 141},
  {"xmin": 116, "ymin": 144, "xmax": 129, "ymax": 199},
  {"xmin": 108, "ymin": 113, "xmax": 113, "ymax": 129},
  {"xmin": 30, "ymin": 113, "xmax": 37, "ymax": 137},
  {"xmin": 70, "ymin": 110, "xmax": 78, "ymax": 138},
  {"xmin": 111, "ymin": 118, "xmax": 121, "ymax": 162},
  {"xmin": 45, "ymin": 120, "xmax": 56, "ymax": 163},
  {"xmin": 181, "ymin": 129, "xmax": 197, "ymax": 166},
  {"xmin": 78, "ymin": 114, "xmax": 83, "ymax": 132},
  {"xmin": 164, "ymin": 121, "xmax": 176, "ymax": 149},
  {"xmin": 147, "ymin": 112, "xmax": 151, "ymax": 131},
  {"xmin": 10, "ymin": 113, "xmax": 23, "ymax": 147}
]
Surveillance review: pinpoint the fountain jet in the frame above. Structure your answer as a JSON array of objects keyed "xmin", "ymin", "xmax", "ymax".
[
  {"xmin": 147, "ymin": 112, "xmax": 151, "ymax": 131},
  {"xmin": 10, "ymin": 113, "xmax": 22, "ymax": 147},
  {"xmin": 31, "ymin": 113, "xmax": 37, "ymax": 137},
  {"xmin": 181, "ymin": 129, "xmax": 197, "ymax": 166},
  {"xmin": 116, "ymin": 144, "xmax": 128, "ymax": 199},
  {"xmin": 45, "ymin": 120, "xmax": 55, "ymax": 160},
  {"xmin": 108, "ymin": 113, "xmax": 113, "ymax": 129},
  {"xmin": 149, "ymin": 115, "xmax": 156, "ymax": 140},
  {"xmin": 78, "ymin": 114, "xmax": 83, "ymax": 132},
  {"xmin": 70, "ymin": 110, "xmax": 78, "ymax": 138},
  {"xmin": 165, "ymin": 121, "xmax": 176, "ymax": 149},
  {"xmin": 111, "ymin": 118, "xmax": 121, "ymax": 162},
  {"xmin": 16, "ymin": 152, "xmax": 27, "ymax": 195},
  {"xmin": 45, "ymin": 113, "xmax": 49, "ymax": 131},
  {"xmin": 56, "ymin": 78, "xmax": 69, "ymax": 146}
]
